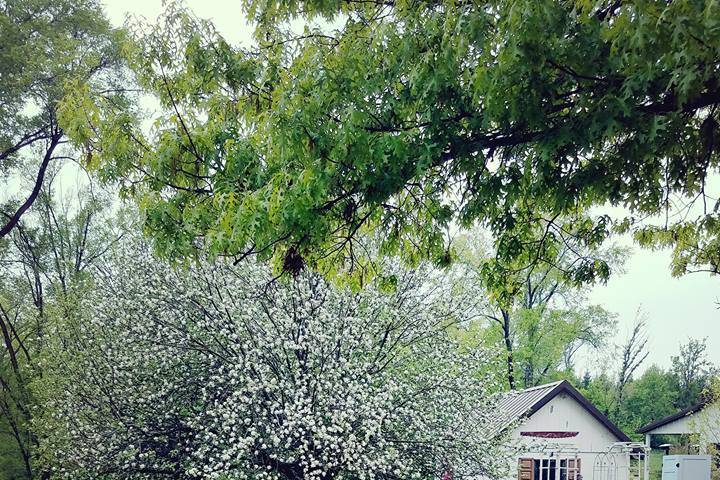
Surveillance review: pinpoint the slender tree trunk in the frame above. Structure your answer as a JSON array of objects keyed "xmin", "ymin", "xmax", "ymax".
[
  {"xmin": 0, "ymin": 313, "xmax": 19, "ymax": 375},
  {"xmin": 20, "ymin": 440, "xmax": 32, "ymax": 480},
  {"xmin": 2, "ymin": 402, "xmax": 32, "ymax": 479},
  {"xmin": 501, "ymin": 309, "xmax": 515, "ymax": 390}
]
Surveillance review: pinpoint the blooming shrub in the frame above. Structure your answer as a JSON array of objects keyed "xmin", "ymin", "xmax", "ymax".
[{"xmin": 37, "ymin": 243, "xmax": 511, "ymax": 479}]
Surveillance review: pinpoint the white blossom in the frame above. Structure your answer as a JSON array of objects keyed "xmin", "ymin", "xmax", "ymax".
[{"xmin": 36, "ymin": 241, "xmax": 512, "ymax": 479}]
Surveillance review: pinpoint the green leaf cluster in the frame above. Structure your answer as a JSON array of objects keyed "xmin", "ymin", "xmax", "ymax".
[{"xmin": 66, "ymin": 0, "xmax": 720, "ymax": 279}]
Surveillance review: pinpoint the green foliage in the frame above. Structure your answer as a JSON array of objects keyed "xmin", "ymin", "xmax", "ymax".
[
  {"xmin": 0, "ymin": 173, "xmax": 123, "ymax": 478},
  {"xmin": 0, "ymin": 0, "xmax": 113, "ymax": 148},
  {"xmin": 452, "ymin": 228, "xmax": 621, "ymax": 389},
  {"xmin": 671, "ymin": 337, "xmax": 717, "ymax": 409},
  {"xmin": 64, "ymin": 0, "xmax": 720, "ymax": 280},
  {"xmin": 0, "ymin": 0, "xmax": 125, "ymax": 239},
  {"xmin": 0, "ymin": 3, "xmax": 126, "ymax": 472},
  {"xmin": 0, "ymin": 419, "xmax": 27, "ymax": 480},
  {"xmin": 512, "ymin": 308, "xmax": 590, "ymax": 385},
  {"xmin": 621, "ymin": 365, "xmax": 679, "ymax": 438},
  {"xmin": 649, "ymin": 450, "xmax": 664, "ymax": 480},
  {"xmin": 579, "ymin": 371, "xmax": 617, "ymax": 419},
  {"xmin": 579, "ymin": 336, "xmax": 718, "ymax": 442}
]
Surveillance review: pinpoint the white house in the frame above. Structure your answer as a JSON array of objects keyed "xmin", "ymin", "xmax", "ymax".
[
  {"xmin": 494, "ymin": 380, "xmax": 641, "ymax": 480},
  {"xmin": 638, "ymin": 400, "xmax": 720, "ymax": 452}
]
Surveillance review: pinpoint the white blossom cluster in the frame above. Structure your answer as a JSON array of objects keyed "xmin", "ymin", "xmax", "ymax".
[{"xmin": 37, "ymin": 242, "xmax": 512, "ymax": 479}]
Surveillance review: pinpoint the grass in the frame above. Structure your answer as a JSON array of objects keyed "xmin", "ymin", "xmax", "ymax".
[{"xmin": 649, "ymin": 450, "xmax": 663, "ymax": 480}]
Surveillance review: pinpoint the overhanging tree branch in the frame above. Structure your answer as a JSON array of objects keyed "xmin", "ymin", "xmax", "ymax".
[{"xmin": 0, "ymin": 131, "xmax": 63, "ymax": 239}]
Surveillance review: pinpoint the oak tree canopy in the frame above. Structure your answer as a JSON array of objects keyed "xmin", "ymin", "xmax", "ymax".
[{"xmin": 62, "ymin": 0, "xmax": 720, "ymax": 281}]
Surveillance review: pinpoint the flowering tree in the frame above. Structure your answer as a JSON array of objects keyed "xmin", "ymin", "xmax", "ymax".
[{"xmin": 36, "ymin": 243, "xmax": 512, "ymax": 479}]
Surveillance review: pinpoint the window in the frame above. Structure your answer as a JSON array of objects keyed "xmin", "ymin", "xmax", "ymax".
[
  {"xmin": 560, "ymin": 458, "xmax": 581, "ymax": 480},
  {"xmin": 518, "ymin": 458, "xmax": 581, "ymax": 480},
  {"xmin": 559, "ymin": 460, "xmax": 569, "ymax": 480},
  {"xmin": 537, "ymin": 459, "xmax": 556, "ymax": 480}
]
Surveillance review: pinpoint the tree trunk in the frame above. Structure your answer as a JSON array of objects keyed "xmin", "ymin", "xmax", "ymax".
[{"xmin": 501, "ymin": 309, "xmax": 515, "ymax": 390}]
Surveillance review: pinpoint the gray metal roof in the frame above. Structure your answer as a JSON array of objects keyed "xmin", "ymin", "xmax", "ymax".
[
  {"xmin": 488, "ymin": 380, "xmax": 630, "ymax": 442},
  {"xmin": 489, "ymin": 381, "xmax": 563, "ymax": 435}
]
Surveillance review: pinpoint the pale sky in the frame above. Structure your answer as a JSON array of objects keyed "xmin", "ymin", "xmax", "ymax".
[
  {"xmin": 100, "ymin": 0, "xmax": 719, "ymax": 376},
  {"xmin": 585, "ymin": 237, "xmax": 719, "ymax": 375}
]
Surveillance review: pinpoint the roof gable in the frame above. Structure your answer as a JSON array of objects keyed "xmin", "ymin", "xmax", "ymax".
[
  {"xmin": 496, "ymin": 380, "xmax": 630, "ymax": 442},
  {"xmin": 637, "ymin": 401, "xmax": 707, "ymax": 434}
]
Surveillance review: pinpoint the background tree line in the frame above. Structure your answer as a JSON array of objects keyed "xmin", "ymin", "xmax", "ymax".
[{"xmin": 581, "ymin": 335, "xmax": 718, "ymax": 444}]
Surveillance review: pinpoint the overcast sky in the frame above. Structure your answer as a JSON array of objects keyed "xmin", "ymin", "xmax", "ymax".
[
  {"xmin": 585, "ymin": 237, "xmax": 719, "ymax": 374},
  {"xmin": 100, "ymin": 0, "xmax": 719, "ymax": 376}
]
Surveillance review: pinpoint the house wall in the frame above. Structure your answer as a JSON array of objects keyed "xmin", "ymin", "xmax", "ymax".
[
  {"xmin": 647, "ymin": 414, "xmax": 694, "ymax": 435},
  {"xmin": 647, "ymin": 404, "xmax": 720, "ymax": 448},
  {"xmin": 501, "ymin": 392, "xmax": 628, "ymax": 480}
]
